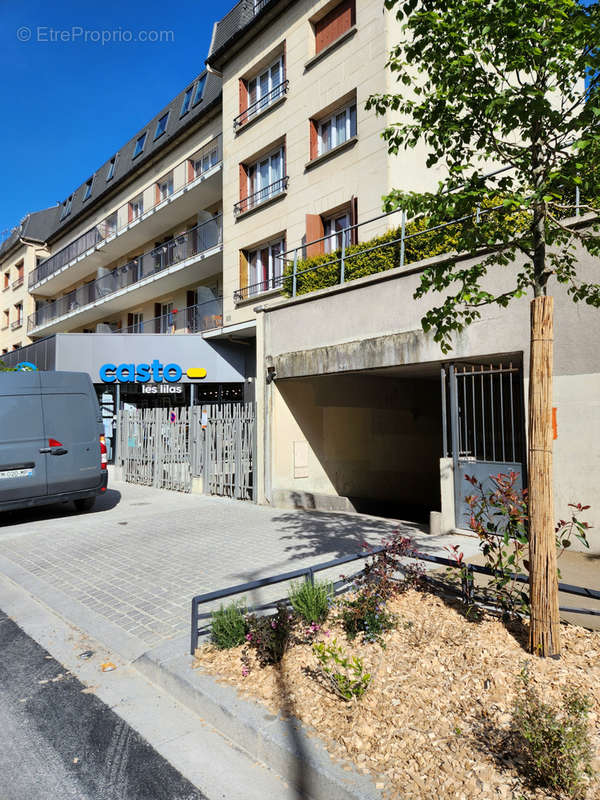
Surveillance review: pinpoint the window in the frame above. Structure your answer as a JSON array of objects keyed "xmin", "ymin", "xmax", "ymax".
[
  {"xmin": 323, "ymin": 211, "xmax": 351, "ymax": 253},
  {"xmin": 13, "ymin": 303, "xmax": 23, "ymax": 327},
  {"xmin": 13, "ymin": 262, "xmax": 24, "ymax": 288},
  {"xmin": 12, "ymin": 343, "xmax": 21, "ymax": 351},
  {"xmin": 317, "ymin": 102, "xmax": 356, "ymax": 156},
  {"xmin": 239, "ymin": 146, "xmax": 285, "ymax": 214},
  {"xmin": 2, "ymin": 348, "xmax": 7, "ymax": 355},
  {"xmin": 247, "ymin": 238, "xmax": 285, "ymax": 296},
  {"xmin": 314, "ymin": 0, "xmax": 355, "ymax": 54},
  {"xmin": 154, "ymin": 113, "xmax": 169, "ymax": 140},
  {"xmin": 101, "ymin": 212, "xmax": 118, "ymax": 238},
  {"xmin": 128, "ymin": 194, "xmax": 143, "ymax": 222},
  {"xmin": 253, "ymin": 0, "xmax": 268, "ymax": 13},
  {"xmin": 2, "ymin": 310, "xmax": 8, "ymax": 329},
  {"xmin": 128, "ymin": 313, "xmax": 144, "ymax": 333},
  {"xmin": 181, "ymin": 86, "xmax": 193, "ymax": 117},
  {"xmin": 192, "ymin": 75, "xmax": 207, "ymax": 106},
  {"xmin": 83, "ymin": 177, "xmax": 93, "ymax": 201},
  {"xmin": 160, "ymin": 302, "xmax": 174, "ymax": 333},
  {"xmin": 60, "ymin": 195, "xmax": 73, "ymax": 220},
  {"xmin": 107, "ymin": 155, "xmax": 117, "ymax": 181},
  {"xmin": 3, "ymin": 272, "xmax": 9, "ymax": 290},
  {"xmin": 192, "ymin": 144, "xmax": 219, "ymax": 178},
  {"xmin": 156, "ymin": 173, "xmax": 174, "ymax": 202},
  {"xmin": 133, "ymin": 133, "xmax": 147, "ymax": 158},
  {"xmin": 241, "ymin": 56, "xmax": 285, "ymax": 124}
]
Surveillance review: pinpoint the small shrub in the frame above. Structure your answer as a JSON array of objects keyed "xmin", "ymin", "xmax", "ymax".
[
  {"xmin": 511, "ymin": 672, "xmax": 595, "ymax": 797},
  {"xmin": 313, "ymin": 639, "xmax": 371, "ymax": 701},
  {"xmin": 339, "ymin": 590, "xmax": 396, "ymax": 645},
  {"xmin": 210, "ymin": 601, "xmax": 247, "ymax": 650},
  {"xmin": 245, "ymin": 604, "xmax": 294, "ymax": 666},
  {"xmin": 288, "ymin": 578, "xmax": 333, "ymax": 624},
  {"xmin": 356, "ymin": 530, "xmax": 421, "ymax": 599}
]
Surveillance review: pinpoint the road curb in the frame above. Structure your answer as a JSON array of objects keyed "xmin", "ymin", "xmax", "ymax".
[{"xmin": 134, "ymin": 636, "xmax": 382, "ymax": 800}]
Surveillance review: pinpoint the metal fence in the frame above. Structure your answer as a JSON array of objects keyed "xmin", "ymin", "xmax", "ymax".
[
  {"xmin": 190, "ymin": 546, "xmax": 600, "ymax": 654},
  {"xmin": 117, "ymin": 402, "xmax": 254, "ymax": 498},
  {"xmin": 29, "ymin": 215, "xmax": 222, "ymax": 332}
]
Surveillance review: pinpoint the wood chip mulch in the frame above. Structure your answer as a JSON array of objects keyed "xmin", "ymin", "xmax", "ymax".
[{"xmin": 193, "ymin": 590, "xmax": 600, "ymax": 799}]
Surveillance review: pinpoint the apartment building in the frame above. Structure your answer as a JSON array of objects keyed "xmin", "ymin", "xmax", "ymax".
[
  {"xmin": 0, "ymin": 209, "xmax": 53, "ymax": 356},
  {"xmin": 4, "ymin": 0, "xmax": 599, "ymax": 542}
]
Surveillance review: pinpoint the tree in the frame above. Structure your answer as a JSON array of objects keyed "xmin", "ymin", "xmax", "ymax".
[{"xmin": 367, "ymin": 0, "xmax": 600, "ymax": 657}]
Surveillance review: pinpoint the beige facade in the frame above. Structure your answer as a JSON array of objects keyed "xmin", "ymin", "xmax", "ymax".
[
  {"xmin": 0, "ymin": 238, "xmax": 49, "ymax": 356},
  {"xmin": 217, "ymin": 0, "xmax": 441, "ymax": 329}
]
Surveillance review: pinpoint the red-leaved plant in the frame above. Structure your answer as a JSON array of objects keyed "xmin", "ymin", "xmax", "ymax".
[{"xmin": 446, "ymin": 472, "xmax": 591, "ymax": 619}]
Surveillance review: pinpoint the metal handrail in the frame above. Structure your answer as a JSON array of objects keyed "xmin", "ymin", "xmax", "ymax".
[
  {"xmin": 28, "ymin": 214, "xmax": 223, "ymax": 333},
  {"xmin": 233, "ymin": 80, "xmax": 289, "ymax": 130},
  {"xmin": 29, "ymin": 134, "xmax": 223, "ymax": 289},
  {"xmin": 233, "ymin": 273, "xmax": 286, "ymax": 303},
  {"xmin": 119, "ymin": 297, "xmax": 223, "ymax": 334},
  {"xmin": 10, "ymin": 319, "xmax": 22, "ymax": 330},
  {"xmin": 190, "ymin": 545, "xmax": 600, "ymax": 653},
  {"xmin": 234, "ymin": 175, "xmax": 288, "ymax": 216},
  {"xmin": 11, "ymin": 276, "xmax": 24, "ymax": 290}
]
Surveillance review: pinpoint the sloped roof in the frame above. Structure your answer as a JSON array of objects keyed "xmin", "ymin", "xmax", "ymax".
[
  {"xmin": 42, "ymin": 69, "xmax": 222, "ymax": 246},
  {"xmin": 207, "ymin": 0, "xmax": 291, "ymax": 69},
  {"xmin": 0, "ymin": 206, "xmax": 57, "ymax": 261}
]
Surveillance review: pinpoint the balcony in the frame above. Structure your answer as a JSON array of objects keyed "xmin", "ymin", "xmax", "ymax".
[
  {"xmin": 233, "ymin": 80, "xmax": 288, "ymax": 131},
  {"xmin": 29, "ymin": 135, "xmax": 223, "ymax": 296},
  {"xmin": 12, "ymin": 276, "xmax": 24, "ymax": 290},
  {"xmin": 28, "ymin": 215, "xmax": 222, "ymax": 336},
  {"xmin": 118, "ymin": 297, "xmax": 223, "ymax": 335},
  {"xmin": 234, "ymin": 176, "xmax": 288, "ymax": 217}
]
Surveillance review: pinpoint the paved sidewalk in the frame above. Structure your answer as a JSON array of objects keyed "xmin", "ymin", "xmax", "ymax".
[{"xmin": 0, "ymin": 475, "xmax": 478, "ymax": 656}]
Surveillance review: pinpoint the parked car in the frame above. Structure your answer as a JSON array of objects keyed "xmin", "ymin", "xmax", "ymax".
[{"xmin": 0, "ymin": 371, "xmax": 108, "ymax": 513}]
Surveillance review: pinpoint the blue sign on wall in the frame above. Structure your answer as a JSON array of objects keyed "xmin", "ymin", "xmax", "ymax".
[{"xmin": 99, "ymin": 360, "xmax": 207, "ymax": 384}]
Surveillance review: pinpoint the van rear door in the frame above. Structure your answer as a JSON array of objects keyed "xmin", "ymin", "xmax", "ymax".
[
  {"xmin": 40, "ymin": 373, "xmax": 102, "ymax": 494},
  {"xmin": 0, "ymin": 372, "xmax": 48, "ymax": 502}
]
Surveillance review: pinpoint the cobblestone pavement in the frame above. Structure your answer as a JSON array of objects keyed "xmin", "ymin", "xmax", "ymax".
[{"xmin": 0, "ymin": 475, "xmax": 477, "ymax": 652}]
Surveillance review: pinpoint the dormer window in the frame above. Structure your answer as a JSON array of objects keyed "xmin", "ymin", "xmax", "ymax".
[
  {"xmin": 192, "ymin": 75, "xmax": 207, "ymax": 106},
  {"xmin": 133, "ymin": 133, "xmax": 147, "ymax": 158},
  {"xmin": 154, "ymin": 113, "xmax": 169, "ymax": 140},
  {"xmin": 181, "ymin": 87, "xmax": 193, "ymax": 117},
  {"xmin": 60, "ymin": 195, "xmax": 73, "ymax": 220},
  {"xmin": 107, "ymin": 155, "xmax": 117, "ymax": 181},
  {"xmin": 83, "ymin": 178, "xmax": 93, "ymax": 201}
]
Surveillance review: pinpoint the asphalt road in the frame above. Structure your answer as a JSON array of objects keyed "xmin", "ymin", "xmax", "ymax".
[{"xmin": 0, "ymin": 610, "xmax": 205, "ymax": 800}]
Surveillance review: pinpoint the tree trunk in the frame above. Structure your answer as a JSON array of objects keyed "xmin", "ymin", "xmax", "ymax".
[{"xmin": 528, "ymin": 295, "xmax": 560, "ymax": 658}]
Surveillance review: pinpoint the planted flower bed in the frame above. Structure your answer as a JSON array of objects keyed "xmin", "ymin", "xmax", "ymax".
[{"xmin": 193, "ymin": 532, "xmax": 600, "ymax": 799}]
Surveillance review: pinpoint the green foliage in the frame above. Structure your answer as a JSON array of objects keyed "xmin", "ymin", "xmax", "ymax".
[
  {"xmin": 313, "ymin": 639, "xmax": 371, "ymax": 700},
  {"xmin": 511, "ymin": 670, "xmax": 595, "ymax": 797},
  {"xmin": 339, "ymin": 590, "xmax": 396, "ymax": 645},
  {"xmin": 288, "ymin": 578, "xmax": 333, "ymax": 624},
  {"xmin": 245, "ymin": 604, "xmax": 294, "ymax": 666},
  {"xmin": 365, "ymin": 0, "xmax": 600, "ymax": 353},
  {"xmin": 0, "ymin": 361, "xmax": 17, "ymax": 372},
  {"xmin": 210, "ymin": 600, "xmax": 247, "ymax": 650}
]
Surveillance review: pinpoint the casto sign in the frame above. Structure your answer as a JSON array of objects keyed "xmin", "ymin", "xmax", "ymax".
[{"xmin": 99, "ymin": 360, "xmax": 207, "ymax": 384}]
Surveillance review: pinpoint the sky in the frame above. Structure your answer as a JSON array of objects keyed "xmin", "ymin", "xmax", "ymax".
[{"xmin": 0, "ymin": 0, "xmax": 235, "ymax": 234}]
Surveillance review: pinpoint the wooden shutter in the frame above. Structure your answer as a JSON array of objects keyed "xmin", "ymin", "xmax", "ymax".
[
  {"xmin": 306, "ymin": 214, "xmax": 325, "ymax": 257},
  {"xmin": 239, "ymin": 251, "xmax": 249, "ymax": 297},
  {"xmin": 155, "ymin": 184, "xmax": 161, "ymax": 205},
  {"xmin": 239, "ymin": 163, "xmax": 248, "ymax": 209},
  {"xmin": 309, "ymin": 119, "xmax": 318, "ymax": 161},
  {"xmin": 350, "ymin": 196, "xmax": 358, "ymax": 245},
  {"xmin": 128, "ymin": 203, "xmax": 133, "ymax": 223},
  {"xmin": 154, "ymin": 303, "xmax": 161, "ymax": 333},
  {"xmin": 187, "ymin": 160, "xmax": 195, "ymax": 183},
  {"xmin": 315, "ymin": 0, "xmax": 355, "ymax": 54},
  {"xmin": 239, "ymin": 78, "xmax": 248, "ymax": 118}
]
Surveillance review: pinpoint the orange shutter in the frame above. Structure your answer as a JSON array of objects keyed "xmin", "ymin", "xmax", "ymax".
[
  {"xmin": 309, "ymin": 119, "xmax": 318, "ymax": 160},
  {"xmin": 306, "ymin": 214, "xmax": 325, "ymax": 257},
  {"xmin": 188, "ymin": 160, "xmax": 195, "ymax": 183},
  {"xmin": 128, "ymin": 203, "xmax": 133, "ymax": 223},
  {"xmin": 239, "ymin": 251, "xmax": 249, "ymax": 293},
  {"xmin": 239, "ymin": 163, "xmax": 248, "ymax": 210},
  {"xmin": 155, "ymin": 184, "xmax": 161, "ymax": 205},
  {"xmin": 315, "ymin": 0, "xmax": 354, "ymax": 54},
  {"xmin": 239, "ymin": 78, "xmax": 248, "ymax": 121}
]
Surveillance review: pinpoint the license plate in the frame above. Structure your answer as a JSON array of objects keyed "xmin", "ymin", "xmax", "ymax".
[{"xmin": 0, "ymin": 468, "xmax": 33, "ymax": 479}]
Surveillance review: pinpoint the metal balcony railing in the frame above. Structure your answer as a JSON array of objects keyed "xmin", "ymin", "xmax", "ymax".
[
  {"xmin": 119, "ymin": 297, "xmax": 223, "ymax": 335},
  {"xmin": 233, "ymin": 80, "xmax": 289, "ymax": 130},
  {"xmin": 29, "ymin": 135, "xmax": 223, "ymax": 289},
  {"xmin": 10, "ymin": 319, "xmax": 23, "ymax": 331},
  {"xmin": 12, "ymin": 276, "xmax": 24, "ymax": 290},
  {"xmin": 234, "ymin": 176, "xmax": 288, "ymax": 216},
  {"xmin": 28, "ymin": 215, "xmax": 222, "ymax": 333},
  {"xmin": 233, "ymin": 272, "xmax": 285, "ymax": 303}
]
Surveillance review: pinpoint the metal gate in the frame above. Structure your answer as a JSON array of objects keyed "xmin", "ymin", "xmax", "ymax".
[
  {"xmin": 442, "ymin": 361, "xmax": 526, "ymax": 528},
  {"xmin": 117, "ymin": 403, "xmax": 255, "ymax": 499}
]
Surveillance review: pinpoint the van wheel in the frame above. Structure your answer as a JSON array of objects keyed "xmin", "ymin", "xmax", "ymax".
[{"xmin": 74, "ymin": 497, "xmax": 95, "ymax": 513}]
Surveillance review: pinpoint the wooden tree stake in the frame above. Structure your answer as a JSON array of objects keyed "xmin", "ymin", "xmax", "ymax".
[{"xmin": 528, "ymin": 295, "xmax": 561, "ymax": 657}]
